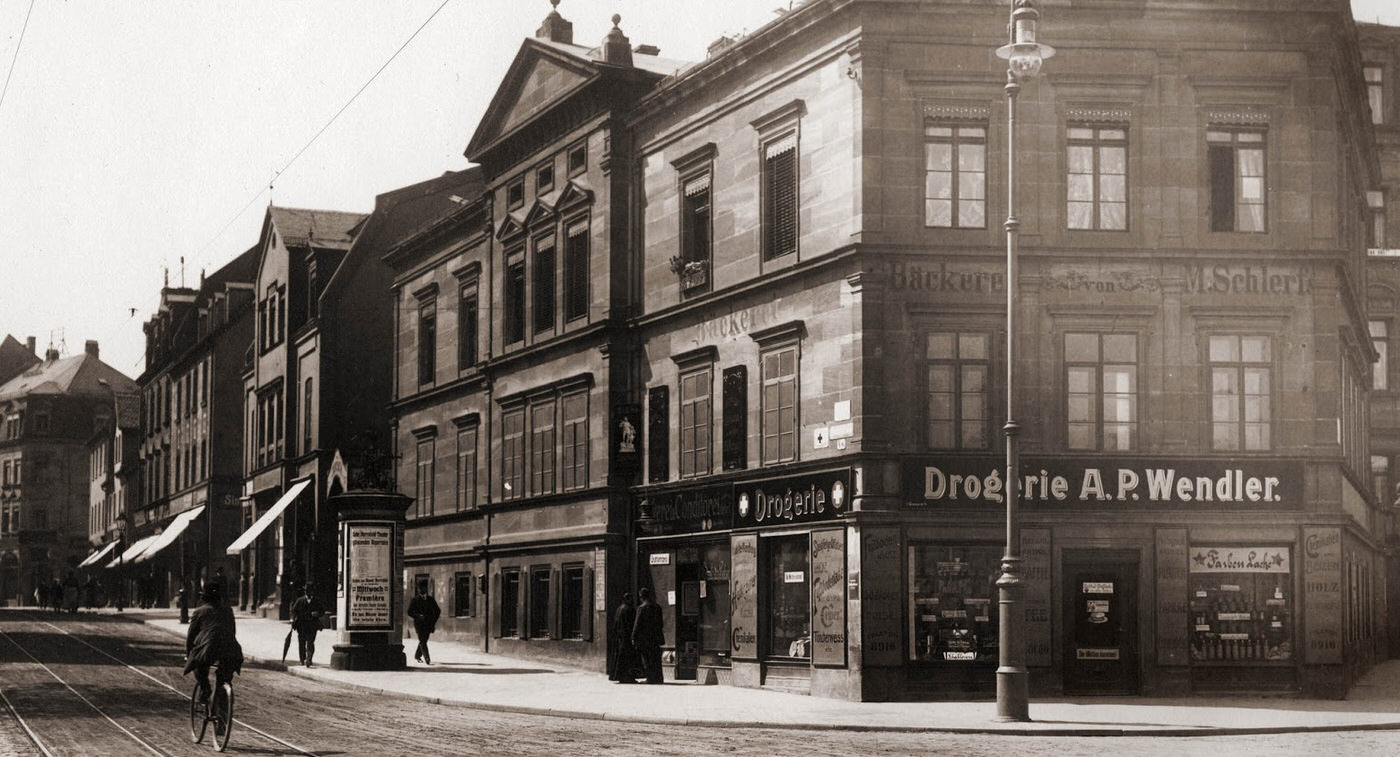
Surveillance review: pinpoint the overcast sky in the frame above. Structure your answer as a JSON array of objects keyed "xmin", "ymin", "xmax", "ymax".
[{"xmin": 1, "ymin": 0, "xmax": 1398, "ymax": 378}]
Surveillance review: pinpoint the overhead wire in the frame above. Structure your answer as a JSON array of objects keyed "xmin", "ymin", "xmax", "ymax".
[
  {"xmin": 0, "ymin": 0, "xmax": 37, "ymax": 122},
  {"xmin": 185, "ymin": 0, "xmax": 453, "ymax": 275}
]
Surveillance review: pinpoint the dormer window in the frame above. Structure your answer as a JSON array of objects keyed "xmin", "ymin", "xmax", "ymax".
[
  {"xmin": 567, "ymin": 141, "xmax": 586, "ymax": 176},
  {"xmin": 537, "ymin": 161, "xmax": 555, "ymax": 193},
  {"xmin": 506, "ymin": 178, "xmax": 525, "ymax": 209}
]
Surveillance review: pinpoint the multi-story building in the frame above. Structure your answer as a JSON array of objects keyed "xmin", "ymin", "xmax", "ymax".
[
  {"xmin": 126, "ymin": 249, "xmax": 259, "ymax": 608},
  {"xmin": 79, "ymin": 386, "xmax": 138, "ymax": 599},
  {"xmin": 1359, "ymin": 19, "xmax": 1400, "ymax": 660},
  {"xmin": 401, "ymin": 0, "xmax": 1389, "ymax": 700},
  {"xmin": 0, "ymin": 336, "xmax": 39, "ymax": 386},
  {"xmin": 234, "ymin": 191, "xmax": 448, "ymax": 619},
  {"xmin": 386, "ymin": 7, "xmax": 687, "ymax": 668},
  {"xmin": 0, "ymin": 341, "xmax": 137, "ymax": 605}
]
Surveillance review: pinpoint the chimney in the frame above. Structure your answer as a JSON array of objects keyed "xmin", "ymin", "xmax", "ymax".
[
  {"xmin": 707, "ymin": 35, "xmax": 737, "ymax": 59},
  {"xmin": 601, "ymin": 14, "xmax": 632, "ymax": 67},
  {"xmin": 45, "ymin": 347, "xmax": 60, "ymax": 362},
  {"xmin": 536, "ymin": 0, "xmax": 573, "ymax": 44},
  {"xmin": 634, "ymin": 44, "xmax": 660, "ymax": 57},
  {"xmin": 26, "ymin": 336, "xmax": 35, "ymax": 355},
  {"xmin": 85, "ymin": 340, "xmax": 100, "ymax": 358}
]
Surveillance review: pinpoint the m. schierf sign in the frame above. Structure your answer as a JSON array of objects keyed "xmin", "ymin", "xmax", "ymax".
[{"xmin": 902, "ymin": 457, "xmax": 1301, "ymax": 509}]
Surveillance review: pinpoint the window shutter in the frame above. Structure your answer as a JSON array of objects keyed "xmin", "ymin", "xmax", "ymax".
[
  {"xmin": 648, "ymin": 386, "xmax": 670, "ymax": 483},
  {"xmin": 764, "ymin": 138, "xmax": 798, "ymax": 260},
  {"xmin": 549, "ymin": 567, "xmax": 561, "ymax": 639},
  {"xmin": 722, "ymin": 365, "xmax": 748, "ymax": 470},
  {"xmin": 582, "ymin": 566, "xmax": 594, "ymax": 641},
  {"xmin": 517, "ymin": 574, "xmax": 529, "ymax": 640},
  {"xmin": 491, "ymin": 572, "xmax": 503, "ymax": 638},
  {"xmin": 1208, "ymin": 145, "xmax": 1234, "ymax": 232}
]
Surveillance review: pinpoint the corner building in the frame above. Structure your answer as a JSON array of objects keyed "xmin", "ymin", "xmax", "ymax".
[{"xmin": 410, "ymin": 0, "xmax": 1388, "ymax": 700}]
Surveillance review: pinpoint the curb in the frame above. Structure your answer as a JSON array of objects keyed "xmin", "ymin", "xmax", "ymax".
[{"xmin": 137, "ymin": 617, "xmax": 1400, "ymax": 737}]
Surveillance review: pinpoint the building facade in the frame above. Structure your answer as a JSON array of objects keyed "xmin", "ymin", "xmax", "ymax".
[
  {"xmin": 398, "ymin": 0, "xmax": 1389, "ymax": 700},
  {"xmin": 0, "ymin": 341, "xmax": 137, "ymax": 605}
]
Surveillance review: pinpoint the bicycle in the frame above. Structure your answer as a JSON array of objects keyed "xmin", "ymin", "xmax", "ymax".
[{"xmin": 188, "ymin": 666, "xmax": 235, "ymax": 751}]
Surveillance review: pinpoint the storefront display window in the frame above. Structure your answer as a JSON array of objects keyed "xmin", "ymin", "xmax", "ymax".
[
  {"xmin": 1187, "ymin": 546, "xmax": 1291, "ymax": 662},
  {"xmin": 909, "ymin": 545, "xmax": 1001, "ymax": 663},
  {"xmin": 766, "ymin": 535, "xmax": 810, "ymax": 658}
]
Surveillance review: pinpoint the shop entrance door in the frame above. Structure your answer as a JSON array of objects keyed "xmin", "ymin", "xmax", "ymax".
[
  {"xmin": 675, "ymin": 560, "xmax": 700, "ymax": 681},
  {"xmin": 1063, "ymin": 555, "xmax": 1139, "ymax": 694}
]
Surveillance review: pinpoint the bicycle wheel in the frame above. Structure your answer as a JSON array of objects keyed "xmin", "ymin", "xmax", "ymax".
[
  {"xmin": 212, "ymin": 682, "xmax": 233, "ymax": 752},
  {"xmin": 189, "ymin": 681, "xmax": 208, "ymax": 743}
]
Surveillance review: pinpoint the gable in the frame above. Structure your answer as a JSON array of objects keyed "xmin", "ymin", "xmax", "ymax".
[{"xmin": 501, "ymin": 56, "xmax": 591, "ymax": 135}]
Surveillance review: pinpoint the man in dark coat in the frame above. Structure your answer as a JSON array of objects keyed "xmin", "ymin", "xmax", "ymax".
[
  {"xmin": 184, "ymin": 581, "xmax": 243, "ymax": 704},
  {"xmin": 632, "ymin": 587, "xmax": 664, "ymax": 684},
  {"xmin": 608, "ymin": 592, "xmax": 637, "ymax": 683},
  {"xmin": 407, "ymin": 585, "xmax": 441, "ymax": 665},
  {"xmin": 289, "ymin": 584, "xmax": 324, "ymax": 667}
]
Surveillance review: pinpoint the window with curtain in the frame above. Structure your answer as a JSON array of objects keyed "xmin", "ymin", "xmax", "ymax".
[
  {"xmin": 530, "ymin": 400, "xmax": 556, "ymax": 496},
  {"xmin": 924, "ymin": 123, "xmax": 986, "ymax": 228},
  {"xmin": 560, "ymin": 393, "xmax": 588, "ymax": 491},
  {"xmin": 761, "ymin": 346, "xmax": 798, "ymax": 465},
  {"xmin": 1208, "ymin": 128, "xmax": 1266, "ymax": 233},
  {"xmin": 680, "ymin": 366, "xmax": 712, "ymax": 477},
  {"xmin": 1066, "ymin": 125, "xmax": 1127, "ymax": 230},
  {"xmin": 926, "ymin": 331, "xmax": 991, "ymax": 450},
  {"xmin": 1210, "ymin": 335, "xmax": 1272, "ymax": 450},
  {"xmin": 1065, "ymin": 332, "xmax": 1137, "ymax": 451}
]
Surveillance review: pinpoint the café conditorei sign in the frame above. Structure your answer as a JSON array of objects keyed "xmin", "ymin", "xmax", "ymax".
[{"xmin": 902, "ymin": 457, "xmax": 1303, "ymax": 509}]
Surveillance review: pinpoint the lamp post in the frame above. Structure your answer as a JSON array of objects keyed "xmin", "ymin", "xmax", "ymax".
[{"xmin": 993, "ymin": 0, "xmax": 1052, "ymax": 723}]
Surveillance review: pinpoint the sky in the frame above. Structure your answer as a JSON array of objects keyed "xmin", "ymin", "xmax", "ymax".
[{"xmin": 1, "ymin": 0, "xmax": 1398, "ymax": 379}]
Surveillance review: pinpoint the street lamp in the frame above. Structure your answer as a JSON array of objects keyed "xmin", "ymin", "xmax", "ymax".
[{"xmin": 993, "ymin": 0, "xmax": 1052, "ymax": 723}]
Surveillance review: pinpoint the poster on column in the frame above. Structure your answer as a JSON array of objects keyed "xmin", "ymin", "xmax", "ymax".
[{"xmin": 346, "ymin": 522, "xmax": 394, "ymax": 630}]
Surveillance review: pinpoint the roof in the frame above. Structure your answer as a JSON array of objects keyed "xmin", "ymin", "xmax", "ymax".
[
  {"xmin": 0, "ymin": 335, "xmax": 39, "ymax": 385},
  {"xmin": 0, "ymin": 350, "xmax": 138, "ymax": 403},
  {"xmin": 267, "ymin": 206, "xmax": 368, "ymax": 250},
  {"xmin": 531, "ymin": 36, "xmax": 690, "ymax": 78}
]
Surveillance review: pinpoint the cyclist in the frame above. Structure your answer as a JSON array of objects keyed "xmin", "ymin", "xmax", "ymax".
[{"xmin": 184, "ymin": 581, "xmax": 244, "ymax": 705}]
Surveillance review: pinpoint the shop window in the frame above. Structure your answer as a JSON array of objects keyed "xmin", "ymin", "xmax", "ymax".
[
  {"xmin": 1188, "ymin": 545, "xmax": 1291, "ymax": 661},
  {"xmin": 924, "ymin": 122, "xmax": 986, "ymax": 228},
  {"xmin": 560, "ymin": 563, "xmax": 586, "ymax": 640},
  {"xmin": 1207, "ymin": 128, "xmax": 1267, "ymax": 233},
  {"xmin": 909, "ymin": 545, "xmax": 1001, "ymax": 663},
  {"xmin": 926, "ymin": 331, "xmax": 991, "ymax": 450},
  {"xmin": 454, "ymin": 572, "xmax": 474, "ymax": 617},
  {"xmin": 1065, "ymin": 332, "xmax": 1137, "ymax": 451},
  {"xmin": 679, "ymin": 367, "xmax": 712, "ymax": 478},
  {"xmin": 500, "ymin": 568, "xmax": 521, "ymax": 637},
  {"xmin": 1209, "ymin": 335, "xmax": 1271, "ymax": 450},
  {"xmin": 699, "ymin": 542, "xmax": 732, "ymax": 656},
  {"xmin": 529, "ymin": 566, "xmax": 552, "ymax": 639},
  {"xmin": 1067, "ymin": 125, "xmax": 1127, "ymax": 230},
  {"xmin": 765, "ymin": 535, "xmax": 810, "ymax": 659}
]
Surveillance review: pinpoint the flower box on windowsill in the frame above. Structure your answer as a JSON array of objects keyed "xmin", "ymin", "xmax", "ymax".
[{"xmin": 670, "ymin": 257, "xmax": 709, "ymax": 291}]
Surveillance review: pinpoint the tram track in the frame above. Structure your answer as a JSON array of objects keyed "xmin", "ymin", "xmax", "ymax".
[{"xmin": 0, "ymin": 611, "xmax": 319, "ymax": 756}]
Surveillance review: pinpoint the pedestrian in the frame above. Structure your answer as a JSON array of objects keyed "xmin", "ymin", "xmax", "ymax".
[
  {"xmin": 289, "ymin": 584, "xmax": 324, "ymax": 667},
  {"xmin": 35, "ymin": 582, "xmax": 46, "ymax": 610},
  {"xmin": 407, "ymin": 584, "xmax": 441, "ymax": 665},
  {"xmin": 212, "ymin": 567, "xmax": 229, "ymax": 608},
  {"xmin": 632, "ymin": 587, "xmax": 664, "ymax": 685},
  {"xmin": 50, "ymin": 578, "xmax": 63, "ymax": 612},
  {"xmin": 608, "ymin": 592, "xmax": 638, "ymax": 684},
  {"xmin": 177, "ymin": 581, "xmax": 190, "ymax": 624}
]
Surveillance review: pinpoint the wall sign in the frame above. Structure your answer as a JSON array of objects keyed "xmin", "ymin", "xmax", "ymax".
[
  {"xmin": 730, "ymin": 534, "xmax": 758, "ymax": 660},
  {"xmin": 1155, "ymin": 529, "xmax": 1190, "ymax": 666},
  {"xmin": 861, "ymin": 528, "xmax": 902, "ymax": 667},
  {"xmin": 810, "ymin": 528, "xmax": 846, "ymax": 667},
  {"xmin": 1302, "ymin": 527, "xmax": 1342, "ymax": 664},
  {"xmin": 903, "ymin": 457, "xmax": 1301, "ymax": 510},
  {"xmin": 735, "ymin": 468, "xmax": 850, "ymax": 527},
  {"xmin": 1189, "ymin": 546, "xmax": 1290, "ymax": 573},
  {"xmin": 1021, "ymin": 528, "xmax": 1052, "ymax": 666},
  {"xmin": 644, "ymin": 485, "xmax": 734, "ymax": 535}
]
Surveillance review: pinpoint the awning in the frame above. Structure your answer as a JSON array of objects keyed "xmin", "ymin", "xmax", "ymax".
[
  {"xmin": 107, "ymin": 533, "xmax": 161, "ymax": 568},
  {"xmin": 78, "ymin": 541, "xmax": 119, "ymax": 568},
  {"xmin": 134, "ymin": 506, "xmax": 205, "ymax": 564},
  {"xmin": 226, "ymin": 479, "xmax": 311, "ymax": 556}
]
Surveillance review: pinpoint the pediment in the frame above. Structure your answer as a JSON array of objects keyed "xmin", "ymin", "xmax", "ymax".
[
  {"xmin": 523, "ymin": 199, "xmax": 556, "ymax": 228},
  {"xmin": 467, "ymin": 40, "xmax": 596, "ymax": 160},
  {"xmin": 555, "ymin": 179, "xmax": 594, "ymax": 211},
  {"xmin": 496, "ymin": 210, "xmax": 528, "ymax": 242}
]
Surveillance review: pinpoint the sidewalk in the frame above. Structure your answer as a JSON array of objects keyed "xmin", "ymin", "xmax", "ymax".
[{"xmin": 122, "ymin": 608, "xmax": 1400, "ymax": 736}]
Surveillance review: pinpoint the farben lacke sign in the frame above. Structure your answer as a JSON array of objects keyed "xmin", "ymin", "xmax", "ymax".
[{"xmin": 903, "ymin": 457, "xmax": 1302, "ymax": 509}]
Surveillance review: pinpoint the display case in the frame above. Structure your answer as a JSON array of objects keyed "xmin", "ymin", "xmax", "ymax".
[
  {"xmin": 1187, "ymin": 545, "xmax": 1292, "ymax": 662},
  {"xmin": 908, "ymin": 545, "xmax": 1001, "ymax": 663}
]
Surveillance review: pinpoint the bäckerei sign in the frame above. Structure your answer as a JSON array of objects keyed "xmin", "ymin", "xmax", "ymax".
[{"xmin": 902, "ymin": 457, "xmax": 1302, "ymax": 510}]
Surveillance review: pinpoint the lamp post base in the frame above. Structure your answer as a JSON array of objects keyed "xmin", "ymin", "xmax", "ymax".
[{"xmin": 995, "ymin": 667, "xmax": 1030, "ymax": 721}]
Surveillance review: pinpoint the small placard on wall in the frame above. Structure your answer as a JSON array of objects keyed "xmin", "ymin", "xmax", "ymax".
[{"xmin": 649, "ymin": 553, "xmax": 670, "ymax": 566}]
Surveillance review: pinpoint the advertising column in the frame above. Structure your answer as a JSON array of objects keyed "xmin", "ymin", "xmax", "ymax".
[{"xmin": 329, "ymin": 491, "xmax": 410, "ymax": 671}]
